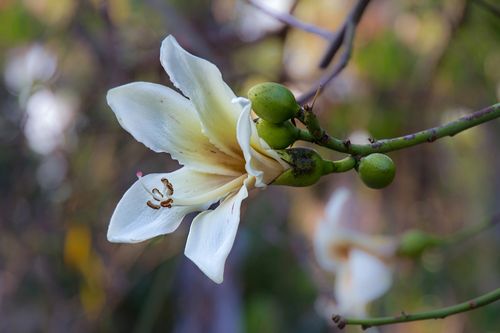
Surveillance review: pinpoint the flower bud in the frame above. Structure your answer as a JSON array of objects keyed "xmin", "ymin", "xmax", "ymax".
[
  {"xmin": 273, "ymin": 148, "xmax": 328, "ymax": 187},
  {"xmin": 357, "ymin": 153, "xmax": 396, "ymax": 189},
  {"xmin": 397, "ymin": 229, "xmax": 440, "ymax": 258},
  {"xmin": 248, "ymin": 82, "xmax": 300, "ymax": 124},
  {"xmin": 256, "ymin": 119, "xmax": 299, "ymax": 149}
]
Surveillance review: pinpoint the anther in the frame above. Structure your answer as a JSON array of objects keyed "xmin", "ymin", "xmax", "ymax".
[
  {"xmin": 147, "ymin": 200, "xmax": 161, "ymax": 210},
  {"xmin": 152, "ymin": 188, "xmax": 164, "ymax": 200},
  {"xmin": 137, "ymin": 172, "xmax": 175, "ymax": 210},
  {"xmin": 160, "ymin": 198, "xmax": 173, "ymax": 208},
  {"xmin": 161, "ymin": 178, "xmax": 174, "ymax": 195}
]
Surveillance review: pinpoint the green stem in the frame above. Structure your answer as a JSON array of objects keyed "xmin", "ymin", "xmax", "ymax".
[
  {"xmin": 322, "ymin": 156, "xmax": 357, "ymax": 174},
  {"xmin": 298, "ymin": 103, "xmax": 500, "ymax": 156},
  {"xmin": 333, "ymin": 288, "xmax": 500, "ymax": 329},
  {"xmin": 443, "ymin": 212, "xmax": 500, "ymax": 246}
]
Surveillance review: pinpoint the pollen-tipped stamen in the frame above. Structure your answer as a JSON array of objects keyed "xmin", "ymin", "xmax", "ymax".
[
  {"xmin": 147, "ymin": 200, "xmax": 161, "ymax": 210},
  {"xmin": 162, "ymin": 178, "xmax": 174, "ymax": 196},
  {"xmin": 137, "ymin": 171, "xmax": 176, "ymax": 210},
  {"xmin": 152, "ymin": 188, "xmax": 164, "ymax": 200},
  {"xmin": 160, "ymin": 198, "xmax": 173, "ymax": 208}
]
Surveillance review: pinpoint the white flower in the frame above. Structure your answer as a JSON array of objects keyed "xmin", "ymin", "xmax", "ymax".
[
  {"xmin": 314, "ymin": 188, "xmax": 396, "ymax": 317},
  {"xmin": 106, "ymin": 36, "xmax": 287, "ymax": 283}
]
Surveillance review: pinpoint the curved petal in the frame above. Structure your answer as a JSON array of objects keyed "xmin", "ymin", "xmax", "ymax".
[
  {"xmin": 324, "ymin": 187, "xmax": 350, "ymax": 226},
  {"xmin": 313, "ymin": 218, "xmax": 341, "ymax": 272},
  {"xmin": 232, "ymin": 98, "xmax": 286, "ymax": 166},
  {"xmin": 160, "ymin": 36, "xmax": 242, "ymax": 158},
  {"xmin": 108, "ymin": 168, "xmax": 240, "ymax": 243},
  {"xmin": 184, "ymin": 181, "xmax": 249, "ymax": 283},
  {"xmin": 107, "ymin": 82, "xmax": 243, "ymax": 176},
  {"xmin": 335, "ymin": 249, "xmax": 392, "ymax": 315},
  {"xmin": 234, "ymin": 97, "xmax": 286, "ymax": 187},
  {"xmin": 313, "ymin": 188, "xmax": 351, "ymax": 271}
]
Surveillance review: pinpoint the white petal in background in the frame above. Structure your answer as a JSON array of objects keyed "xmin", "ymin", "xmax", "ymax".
[
  {"xmin": 107, "ymin": 82, "xmax": 243, "ymax": 176},
  {"xmin": 4, "ymin": 44, "xmax": 57, "ymax": 94},
  {"xmin": 160, "ymin": 36, "xmax": 243, "ymax": 159},
  {"xmin": 184, "ymin": 182, "xmax": 249, "ymax": 284},
  {"xmin": 108, "ymin": 169, "xmax": 238, "ymax": 243},
  {"xmin": 313, "ymin": 188, "xmax": 350, "ymax": 272},
  {"xmin": 24, "ymin": 89, "xmax": 77, "ymax": 155},
  {"xmin": 323, "ymin": 187, "xmax": 350, "ymax": 227},
  {"xmin": 335, "ymin": 249, "xmax": 392, "ymax": 316},
  {"xmin": 235, "ymin": 0, "xmax": 295, "ymax": 41}
]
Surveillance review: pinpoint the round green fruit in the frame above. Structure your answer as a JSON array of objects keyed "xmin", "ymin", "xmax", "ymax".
[
  {"xmin": 358, "ymin": 153, "xmax": 396, "ymax": 189},
  {"xmin": 256, "ymin": 119, "xmax": 298, "ymax": 149},
  {"xmin": 248, "ymin": 82, "xmax": 300, "ymax": 124},
  {"xmin": 397, "ymin": 229, "xmax": 440, "ymax": 258}
]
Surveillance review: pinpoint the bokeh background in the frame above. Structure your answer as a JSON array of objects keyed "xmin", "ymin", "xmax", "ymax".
[{"xmin": 0, "ymin": 0, "xmax": 499, "ymax": 332}]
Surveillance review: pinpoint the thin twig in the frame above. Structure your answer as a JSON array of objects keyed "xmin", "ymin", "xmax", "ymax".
[
  {"xmin": 333, "ymin": 288, "xmax": 500, "ymax": 329},
  {"xmin": 297, "ymin": 21, "xmax": 356, "ymax": 104},
  {"xmin": 444, "ymin": 211, "xmax": 500, "ymax": 245},
  {"xmin": 472, "ymin": 0, "xmax": 500, "ymax": 17},
  {"xmin": 296, "ymin": 103, "xmax": 500, "ymax": 155},
  {"xmin": 246, "ymin": 0, "xmax": 335, "ymax": 40},
  {"xmin": 319, "ymin": 0, "xmax": 372, "ymax": 68}
]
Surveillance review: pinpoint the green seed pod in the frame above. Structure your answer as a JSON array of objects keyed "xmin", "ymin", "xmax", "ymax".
[
  {"xmin": 357, "ymin": 153, "xmax": 396, "ymax": 189},
  {"xmin": 256, "ymin": 119, "xmax": 299, "ymax": 149},
  {"xmin": 397, "ymin": 229, "xmax": 440, "ymax": 258},
  {"xmin": 273, "ymin": 148, "xmax": 328, "ymax": 187},
  {"xmin": 248, "ymin": 82, "xmax": 300, "ymax": 124}
]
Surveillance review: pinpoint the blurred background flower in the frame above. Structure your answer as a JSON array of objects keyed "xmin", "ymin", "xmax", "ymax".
[{"xmin": 314, "ymin": 188, "xmax": 396, "ymax": 319}]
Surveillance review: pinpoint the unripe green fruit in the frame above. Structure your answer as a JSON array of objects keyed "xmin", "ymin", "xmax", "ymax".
[
  {"xmin": 248, "ymin": 82, "xmax": 300, "ymax": 124},
  {"xmin": 358, "ymin": 153, "xmax": 396, "ymax": 189},
  {"xmin": 273, "ymin": 148, "xmax": 327, "ymax": 187},
  {"xmin": 397, "ymin": 229, "xmax": 440, "ymax": 258},
  {"xmin": 256, "ymin": 119, "xmax": 299, "ymax": 149}
]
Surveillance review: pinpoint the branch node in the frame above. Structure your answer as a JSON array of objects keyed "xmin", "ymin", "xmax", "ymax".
[{"xmin": 427, "ymin": 129, "xmax": 438, "ymax": 142}]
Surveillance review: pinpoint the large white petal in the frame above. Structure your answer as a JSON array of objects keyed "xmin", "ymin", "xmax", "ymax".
[
  {"xmin": 234, "ymin": 97, "xmax": 286, "ymax": 187},
  {"xmin": 335, "ymin": 249, "xmax": 392, "ymax": 316},
  {"xmin": 184, "ymin": 181, "xmax": 249, "ymax": 283},
  {"xmin": 107, "ymin": 82, "xmax": 243, "ymax": 176},
  {"xmin": 160, "ymin": 36, "xmax": 242, "ymax": 158},
  {"xmin": 108, "ymin": 168, "xmax": 240, "ymax": 243}
]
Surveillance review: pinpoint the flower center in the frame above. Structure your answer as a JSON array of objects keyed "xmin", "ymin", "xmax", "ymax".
[
  {"xmin": 136, "ymin": 171, "xmax": 174, "ymax": 210},
  {"xmin": 329, "ymin": 243, "xmax": 350, "ymax": 261}
]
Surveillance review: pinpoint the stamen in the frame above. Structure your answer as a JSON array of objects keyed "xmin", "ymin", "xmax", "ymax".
[
  {"xmin": 161, "ymin": 178, "xmax": 174, "ymax": 196},
  {"xmin": 160, "ymin": 198, "xmax": 173, "ymax": 208},
  {"xmin": 146, "ymin": 200, "xmax": 161, "ymax": 210},
  {"xmin": 152, "ymin": 188, "xmax": 164, "ymax": 200},
  {"xmin": 136, "ymin": 172, "xmax": 176, "ymax": 210}
]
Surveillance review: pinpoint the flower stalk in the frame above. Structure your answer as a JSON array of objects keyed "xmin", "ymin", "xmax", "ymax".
[
  {"xmin": 297, "ymin": 103, "xmax": 500, "ymax": 156},
  {"xmin": 333, "ymin": 287, "xmax": 500, "ymax": 329}
]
